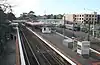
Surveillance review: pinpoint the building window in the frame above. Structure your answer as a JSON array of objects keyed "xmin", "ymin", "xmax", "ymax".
[
  {"xmin": 82, "ymin": 18, "xmax": 83, "ymax": 20},
  {"xmin": 80, "ymin": 18, "xmax": 81, "ymax": 20},
  {"xmin": 95, "ymin": 18, "xmax": 97, "ymax": 20},
  {"xmin": 86, "ymin": 15, "xmax": 88, "ymax": 17},
  {"xmin": 89, "ymin": 15, "xmax": 91, "ymax": 17},
  {"xmin": 44, "ymin": 28, "xmax": 46, "ymax": 31},
  {"xmin": 92, "ymin": 15, "xmax": 94, "ymax": 17},
  {"xmin": 86, "ymin": 18, "xmax": 88, "ymax": 20},
  {"xmin": 80, "ymin": 15, "xmax": 81, "ymax": 17},
  {"xmin": 77, "ymin": 45, "xmax": 81, "ymax": 50},
  {"xmin": 89, "ymin": 18, "xmax": 91, "ymax": 20},
  {"xmin": 95, "ymin": 15, "xmax": 97, "ymax": 17},
  {"xmin": 82, "ymin": 15, "xmax": 84, "ymax": 17},
  {"xmin": 92, "ymin": 18, "xmax": 94, "ymax": 20}
]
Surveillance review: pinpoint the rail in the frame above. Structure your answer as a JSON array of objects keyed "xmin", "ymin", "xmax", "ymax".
[
  {"xmin": 26, "ymin": 27, "xmax": 77, "ymax": 65},
  {"xmin": 35, "ymin": 34, "xmax": 66, "ymax": 65},
  {"xmin": 21, "ymin": 30, "xmax": 41, "ymax": 65}
]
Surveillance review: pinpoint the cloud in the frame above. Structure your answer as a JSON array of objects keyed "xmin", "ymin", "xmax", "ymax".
[{"xmin": 7, "ymin": 0, "xmax": 41, "ymax": 17}]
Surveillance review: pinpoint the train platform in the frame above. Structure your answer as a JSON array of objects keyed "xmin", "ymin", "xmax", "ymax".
[
  {"xmin": 0, "ymin": 40, "xmax": 16, "ymax": 65},
  {"xmin": 0, "ymin": 29, "xmax": 21, "ymax": 65},
  {"xmin": 28, "ymin": 28, "xmax": 100, "ymax": 65}
]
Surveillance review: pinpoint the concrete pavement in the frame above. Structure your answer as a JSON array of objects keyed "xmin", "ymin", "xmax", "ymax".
[
  {"xmin": 55, "ymin": 28, "xmax": 100, "ymax": 52},
  {"xmin": 36, "ymin": 31, "xmax": 100, "ymax": 65},
  {"xmin": 0, "ymin": 40, "xmax": 16, "ymax": 65}
]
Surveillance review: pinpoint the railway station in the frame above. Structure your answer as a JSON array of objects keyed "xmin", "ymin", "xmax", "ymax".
[
  {"xmin": 0, "ymin": 0, "xmax": 100, "ymax": 65},
  {"xmin": 7, "ymin": 21, "xmax": 99, "ymax": 65},
  {"xmin": 1, "ymin": 20, "xmax": 100, "ymax": 65}
]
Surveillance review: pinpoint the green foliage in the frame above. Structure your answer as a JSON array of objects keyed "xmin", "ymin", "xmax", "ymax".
[
  {"xmin": 7, "ymin": 12, "xmax": 16, "ymax": 21},
  {"xmin": 0, "ymin": 7, "xmax": 16, "ymax": 54},
  {"xmin": 29, "ymin": 11, "xmax": 34, "ymax": 14},
  {"xmin": 46, "ymin": 14, "xmax": 63, "ymax": 19},
  {"xmin": 18, "ymin": 11, "xmax": 37, "ymax": 20}
]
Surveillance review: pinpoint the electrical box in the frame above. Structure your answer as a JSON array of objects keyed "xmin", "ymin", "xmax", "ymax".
[
  {"xmin": 77, "ymin": 41, "xmax": 90, "ymax": 55},
  {"xmin": 63, "ymin": 38, "xmax": 73, "ymax": 48}
]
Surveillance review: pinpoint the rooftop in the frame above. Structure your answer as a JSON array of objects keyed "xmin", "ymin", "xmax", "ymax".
[{"xmin": 66, "ymin": 11, "xmax": 97, "ymax": 15}]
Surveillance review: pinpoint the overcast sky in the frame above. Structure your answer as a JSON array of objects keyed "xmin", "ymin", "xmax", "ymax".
[{"xmin": 4, "ymin": 0, "xmax": 100, "ymax": 17}]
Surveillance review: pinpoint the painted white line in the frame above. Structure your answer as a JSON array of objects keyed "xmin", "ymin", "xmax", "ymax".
[
  {"xmin": 17, "ymin": 27, "xmax": 26, "ymax": 65},
  {"xmin": 26, "ymin": 27, "xmax": 77, "ymax": 65},
  {"xmin": 55, "ymin": 31, "xmax": 100, "ymax": 55},
  {"xmin": 90, "ymin": 48, "xmax": 100, "ymax": 54}
]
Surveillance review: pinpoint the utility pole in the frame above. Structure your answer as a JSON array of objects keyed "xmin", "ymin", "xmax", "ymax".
[
  {"xmin": 63, "ymin": 14, "xmax": 65, "ymax": 39},
  {"xmin": 84, "ymin": 8, "xmax": 97, "ymax": 37},
  {"xmin": 73, "ymin": 23, "xmax": 75, "ymax": 37},
  {"xmin": 92, "ymin": 12, "xmax": 97, "ymax": 37},
  {"xmin": 93, "ymin": 20, "xmax": 95, "ymax": 37},
  {"xmin": 88, "ymin": 21, "xmax": 91, "ymax": 41}
]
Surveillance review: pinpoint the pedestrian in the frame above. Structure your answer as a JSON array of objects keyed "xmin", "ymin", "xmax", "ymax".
[
  {"xmin": 10, "ymin": 34, "xmax": 13, "ymax": 40},
  {"xmin": 14, "ymin": 36, "xmax": 16, "ymax": 40}
]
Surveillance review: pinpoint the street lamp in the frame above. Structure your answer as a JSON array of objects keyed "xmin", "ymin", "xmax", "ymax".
[
  {"xmin": 72, "ymin": 37, "xmax": 75, "ymax": 50},
  {"xmin": 73, "ymin": 23, "xmax": 75, "ymax": 37},
  {"xmin": 63, "ymin": 13, "xmax": 66, "ymax": 39}
]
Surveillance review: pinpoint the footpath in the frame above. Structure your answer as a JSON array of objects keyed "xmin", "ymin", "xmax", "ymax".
[{"xmin": 0, "ymin": 39, "xmax": 16, "ymax": 65}]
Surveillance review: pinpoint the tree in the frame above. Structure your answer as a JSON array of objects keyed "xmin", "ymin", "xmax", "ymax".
[
  {"xmin": 0, "ymin": 7, "xmax": 5, "ymax": 23},
  {"xmin": 28, "ymin": 11, "xmax": 37, "ymax": 20},
  {"xmin": 0, "ymin": 6, "xmax": 16, "ymax": 54},
  {"xmin": 56, "ymin": 14, "xmax": 63, "ymax": 19},
  {"xmin": 7, "ymin": 12, "xmax": 16, "ymax": 21},
  {"xmin": 29, "ymin": 11, "xmax": 34, "ymax": 15},
  {"xmin": 54, "ymin": 15, "xmax": 57, "ymax": 19},
  {"xmin": 47, "ymin": 14, "xmax": 54, "ymax": 19}
]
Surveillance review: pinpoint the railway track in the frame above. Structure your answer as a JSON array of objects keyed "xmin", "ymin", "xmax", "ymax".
[
  {"xmin": 20, "ymin": 29, "xmax": 40, "ymax": 65},
  {"xmin": 20, "ymin": 26, "xmax": 70, "ymax": 65}
]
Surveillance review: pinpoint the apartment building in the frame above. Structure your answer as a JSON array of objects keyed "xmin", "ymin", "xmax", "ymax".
[
  {"xmin": 64, "ymin": 12, "xmax": 98, "ymax": 24},
  {"xmin": 97, "ymin": 15, "xmax": 100, "ymax": 23}
]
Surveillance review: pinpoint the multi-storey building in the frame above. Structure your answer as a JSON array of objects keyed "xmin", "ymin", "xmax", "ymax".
[
  {"xmin": 64, "ymin": 12, "xmax": 98, "ymax": 24},
  {"xmin": 97, "ymin": 15, "xmax": 100, "ymax": 24}
]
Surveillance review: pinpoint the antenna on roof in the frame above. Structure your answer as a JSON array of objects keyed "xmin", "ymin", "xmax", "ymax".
[{"xmin": 44, "ymin": 10, "xmax": 46, "ymax": 15}]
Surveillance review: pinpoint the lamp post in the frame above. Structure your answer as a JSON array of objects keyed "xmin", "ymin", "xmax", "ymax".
[
  {"xmin": 63, "ymin": 14, "xmax": 65, "ymax": 39},
  {"xmin": 72, "ymin": 37, "xmax": 75, "ymax": 50},
  {"xmin": 88, "ymin": 21, "xmax": 91, "ymax": 41},
  {"xmin": 73, "ymin": 23, "xmax": 75, "ymax": 37},
  {"xmin": 93, "ymin": 20, "xmax": 95, "ymax": 37}
]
